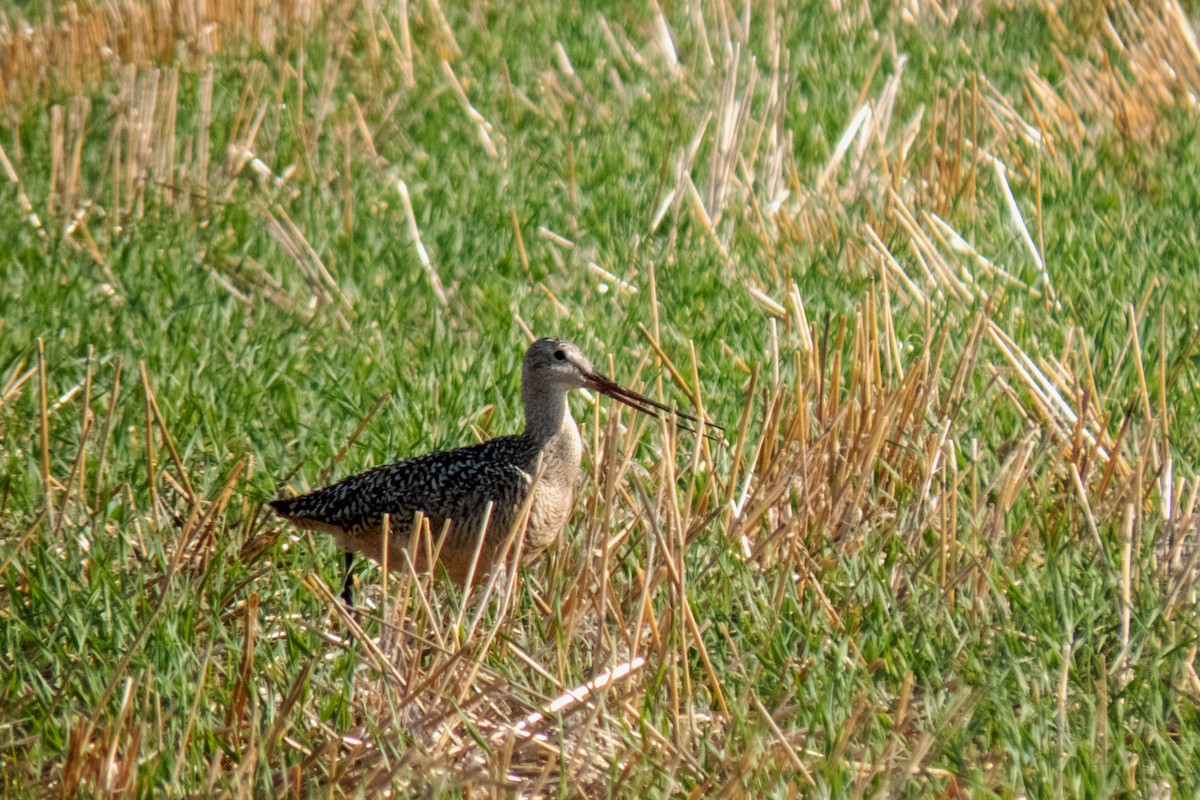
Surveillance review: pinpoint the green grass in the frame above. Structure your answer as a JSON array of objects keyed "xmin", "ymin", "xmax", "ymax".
[{"xmin": 1, "ymin": 0, "xmax": 1199, "ymax": 795}]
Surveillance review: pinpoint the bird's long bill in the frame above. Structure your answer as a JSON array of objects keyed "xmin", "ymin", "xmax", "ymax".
[{"xmin": 584, "ymin": 371, "xmax": 724, "ymax": 437}]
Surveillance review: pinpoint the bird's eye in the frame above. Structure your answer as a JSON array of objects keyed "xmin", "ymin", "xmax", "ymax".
[{"xmin": 553, "ymin": 350, "xmax": 566, "ymax": 361}]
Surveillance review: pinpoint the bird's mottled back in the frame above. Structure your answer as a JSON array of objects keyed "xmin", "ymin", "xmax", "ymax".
[{"xmin": 269, "ymin": 434, "xmax": 548, "ymax": 554}]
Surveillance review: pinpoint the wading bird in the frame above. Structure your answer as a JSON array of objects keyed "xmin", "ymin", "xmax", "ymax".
[{"xmin": 270, "ymin": 337, "xmax": 715, "ymax": 600}]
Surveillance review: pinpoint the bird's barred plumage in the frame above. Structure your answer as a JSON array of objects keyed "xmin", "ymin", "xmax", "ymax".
[{"xmin": 269, "ymin": 435, "xmax": 544, "ymax": 551}]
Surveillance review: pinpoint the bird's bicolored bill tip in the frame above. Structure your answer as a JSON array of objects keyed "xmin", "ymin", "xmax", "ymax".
[{"xmin": 583, "ymin": 371, "xmax": 723, "ymax": 437}]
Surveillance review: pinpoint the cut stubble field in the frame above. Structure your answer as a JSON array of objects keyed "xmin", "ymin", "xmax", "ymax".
[{"xmin": 1, "ymin": 0, "xmax": 1199, "ymax": 796}]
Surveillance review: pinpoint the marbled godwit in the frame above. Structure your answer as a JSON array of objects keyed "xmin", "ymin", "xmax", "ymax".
[{"xmin": 270, "ymin": 338, "xmax": 713, "ymax": 595}]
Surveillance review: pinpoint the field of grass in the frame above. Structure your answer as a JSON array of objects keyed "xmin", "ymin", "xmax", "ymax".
[{"xmin": 1, "ymin": 0, "xmax": 1199, "ymax": 795}]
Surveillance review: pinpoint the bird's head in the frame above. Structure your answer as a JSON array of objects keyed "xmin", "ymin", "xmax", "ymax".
[{"xmin": 522, "ymin": 337, "xmax": 719, "ymax": 436}]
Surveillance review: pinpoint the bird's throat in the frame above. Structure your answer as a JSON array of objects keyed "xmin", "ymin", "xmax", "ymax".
[{"xmin": 522, "ymin": 383, "xmax": 572, "ymax": 444}]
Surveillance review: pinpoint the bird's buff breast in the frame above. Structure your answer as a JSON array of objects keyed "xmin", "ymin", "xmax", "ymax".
[{"xmin": 522, "ymin": 422, "xmax": 582, "ymax": 553}]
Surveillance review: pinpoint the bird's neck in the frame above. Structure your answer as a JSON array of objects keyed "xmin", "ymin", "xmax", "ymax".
[{"xmin": 521, "ymin": 382, "xmax": 573, "ymax": 444}]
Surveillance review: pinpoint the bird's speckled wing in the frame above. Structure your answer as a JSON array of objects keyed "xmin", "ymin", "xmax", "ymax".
[{"xmin": 270, "ymin": 435, "xmax": 540, "ymax": 541}]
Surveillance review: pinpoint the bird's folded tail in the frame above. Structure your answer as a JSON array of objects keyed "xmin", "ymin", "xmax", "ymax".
[
  {"xmin": 268, "ymin": 496, "xmax": 299, "ymax": 517},
  {"xmin": 266, "ymin": 493, "xmax": 348, "ymax": 536}
]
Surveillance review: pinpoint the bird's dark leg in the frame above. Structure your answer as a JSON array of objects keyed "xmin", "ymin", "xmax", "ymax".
[{"xmin": 341, "ymin": 551, "xmax": 355, "ymax": 606}]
